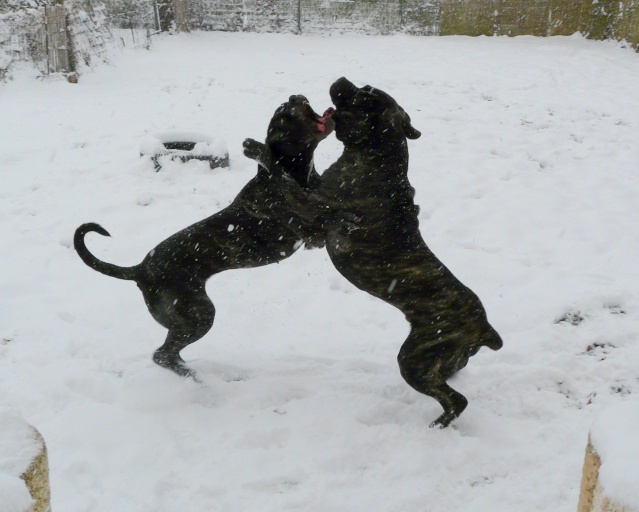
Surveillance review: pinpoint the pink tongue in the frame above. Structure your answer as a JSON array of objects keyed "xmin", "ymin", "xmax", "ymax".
[{"xmin": 317, "ymin": 107, "xmax": 335, "ymax": 132}]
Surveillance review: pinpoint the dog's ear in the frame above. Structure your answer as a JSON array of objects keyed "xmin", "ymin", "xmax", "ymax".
[{"xmin": 330, "ymin": 77, "xmax": 359, "ymax": 107}]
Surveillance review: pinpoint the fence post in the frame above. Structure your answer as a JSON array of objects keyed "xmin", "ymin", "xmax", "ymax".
[{"xmin": 44, "ymin": 3, "xmax": 72, "ymax": 74}]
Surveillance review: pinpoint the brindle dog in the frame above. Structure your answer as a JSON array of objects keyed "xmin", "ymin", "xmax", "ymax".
[
  {"xmin": 74, "ymin": 95, "xmax": 335, "ymax": 380},
  {"xmin": 243, "ymin": 78, "xmax": 503, "ymax": 427}
]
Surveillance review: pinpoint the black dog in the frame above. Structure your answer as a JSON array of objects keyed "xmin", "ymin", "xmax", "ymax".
[
  {"xmin": 244, "ymin": 78, "xmax": 503, "ymax": 427},
  {"xmin": 74, "ymin": 95, "xmax": 335, "ymax": 379}
]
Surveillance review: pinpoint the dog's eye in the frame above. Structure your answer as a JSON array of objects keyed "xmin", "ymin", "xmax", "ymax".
[{"xmin": 302, "ymin": 101, "xmax": 316, "ymax": 116}]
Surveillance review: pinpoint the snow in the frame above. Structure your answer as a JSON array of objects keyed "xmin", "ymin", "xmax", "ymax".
[
  {"xmin": 1, "ymin": 31, "xmax": 639, "ymax": 512},
  {"xmin": 591, "ymin": 401, "xmax": 639, "ymax": 509},
  {"xmin": 0, "ymin": 474, "xmax": 32, "ymax": 512},
  {"xmin": 0, "ymin": 49, "xmax": 10, "ymax": 70}
]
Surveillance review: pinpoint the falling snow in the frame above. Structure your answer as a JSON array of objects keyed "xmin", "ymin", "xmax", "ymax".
[{"xmin": 1, "ymin": 32, "xmax": 638, "ymax": 512}]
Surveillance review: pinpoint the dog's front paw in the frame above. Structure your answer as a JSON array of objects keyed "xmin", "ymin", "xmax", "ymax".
[
  {"xmin": 342, "ymin": 213, "xmax": 362, "ymax": 232},
  {"xmin": 242, "ymin": 138, "xmax": 263, "ymax": 158},
  {"xmin": 242, "ymin": 138, "xmax": 272, "ymax": 169}
]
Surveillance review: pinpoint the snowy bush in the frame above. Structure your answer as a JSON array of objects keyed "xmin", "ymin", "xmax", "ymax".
[
  {"xmin": 67, "ymin": 1, "xmax": 113, "ymax": 70},
  {"xmin": 0, "ymin": 0, "xmax": 50, "ymax": 12},
  {"xmin": 0, "ymin": 8, "xmax": 47, "ymax": 77},
  {"xmin": 102, "ymin": 0, "xmax": 156, "ymax": 30}
]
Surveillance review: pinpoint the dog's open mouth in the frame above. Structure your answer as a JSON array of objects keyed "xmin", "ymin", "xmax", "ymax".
[
  {"xmin": 317, "ymin": 107, "xmax": 335, "ymax": 134},
  {"xmin": 295, "ymin": 98, "xmax": 335, "ymax": 139}
]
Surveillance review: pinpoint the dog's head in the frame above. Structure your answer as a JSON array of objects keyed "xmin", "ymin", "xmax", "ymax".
[
  {"xmin": 266, "ymin": 95, "xmax": 335, "ymax": 157},
  {"xmin": 329, "ymin": 77, "xmax": 421, "ymax": 149}
]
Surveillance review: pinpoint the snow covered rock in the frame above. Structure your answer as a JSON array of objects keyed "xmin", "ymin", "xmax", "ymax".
[
  {"xmin": 140, "ymin": 131, "xmax": 229, "ymax": 171},
  {"xmin": 0, "ymin": 412, "xmax": 51, "ymax": 512},
  {"xmin": 578, "ymin": 403, "xmax": 639, "ymax": 512}
]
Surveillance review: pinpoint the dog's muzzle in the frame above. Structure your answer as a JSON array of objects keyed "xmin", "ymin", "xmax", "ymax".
[{"xmin": 330, "ymin": 77, "xmax": 359, "ymax": 108}]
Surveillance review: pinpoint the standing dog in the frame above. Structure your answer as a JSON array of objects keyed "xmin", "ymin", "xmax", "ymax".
[
  {"xmin": 74, "ymin": 95, "xmax": 335, "ymax": 380},
  {"xmin": 244, "ymin": 78, "xmax": 503, "ymax": 427}
]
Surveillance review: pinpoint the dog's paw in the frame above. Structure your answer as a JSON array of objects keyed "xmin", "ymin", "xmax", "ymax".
[
  {"xmin": 242, "ymin": 138, "xmax": 272, "ymax": 169},
  {"xmin": 429, "ymin": 412, "xmax": 457, "ymax": 429},
  {"xmin": 344, "ymin": 224, "xmax": 360, "ymax": 234},
  {"xmin": 342, "ymin": 213, "xmax": 362, "ymax": 233},
  {"xmin": 242, "ymin": 137, "xmax": 262, "ymax": 157}
]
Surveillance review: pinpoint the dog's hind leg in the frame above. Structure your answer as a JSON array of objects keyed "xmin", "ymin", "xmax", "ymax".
[
  {"xmin": 153, "ymin": 329, "xmax": 210, "ymax": 381},
  {"xmin": 397, "ymin": 330, "xmax": 473, "ymax": 428},
  {"xmin": 144, "ymin": 285, "xmax": 216, "ymax": 381},
  {"xmin": 423, "ymin": 379, "xmax": 468, "ymax": 429}
]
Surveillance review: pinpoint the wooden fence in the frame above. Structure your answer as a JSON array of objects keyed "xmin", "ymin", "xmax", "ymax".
[
  {"xmin": 187, "ymin": 0, "xmax": 441, "ymax": 35},
  {"xmin": 440, "ymin": 0, "xmax": 639, "ymax": 47},
  {"xmin": 1, "ymin": 0, "xmax": 637, "ymax": 81},
  {"xmin": 183, "ymin": 0, "xmax": 639, "ymax": 47}
]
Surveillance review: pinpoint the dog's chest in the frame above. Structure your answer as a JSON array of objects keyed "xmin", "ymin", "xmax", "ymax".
[{"xmin": 321, "ymin": 162, "xmax": 402, "ymax": 209}]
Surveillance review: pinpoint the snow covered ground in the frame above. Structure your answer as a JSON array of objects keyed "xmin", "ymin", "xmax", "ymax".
[{"xmin": 1, "ymin": 32, "xmax": 638, "ymax": 512}]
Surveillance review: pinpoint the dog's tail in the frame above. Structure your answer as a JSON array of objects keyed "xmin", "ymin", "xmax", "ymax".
[{"xmin": 74, "ymin": 223, "xmax": 139, "ymax": 281}]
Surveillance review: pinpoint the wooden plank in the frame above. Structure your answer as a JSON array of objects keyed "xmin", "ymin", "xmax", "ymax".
[
  {"xmin": 497, "ymin": 0, "xmax": 550, "ymax": 36},
  {"xmin": 45, "ymin": 5, "xmax": 70, "ymax": 73}
]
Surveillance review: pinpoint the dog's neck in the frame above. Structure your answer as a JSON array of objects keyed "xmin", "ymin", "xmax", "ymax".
[
  {"xmin": 341, "ymin": 143, "xmax": 409, "ymax": 170},
  {"xmin": 269, "ymin": 150, "xmax": 317, "ymax": 188}
]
